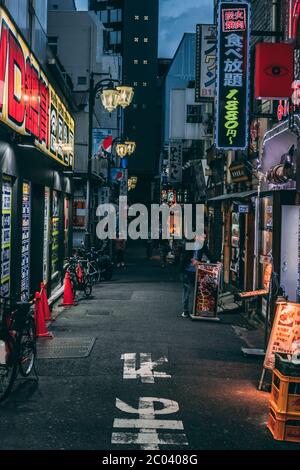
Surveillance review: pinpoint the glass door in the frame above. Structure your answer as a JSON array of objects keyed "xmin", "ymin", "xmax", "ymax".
[
  {"xmin": 51, "ymin": 190, "xmax": 61, "ymax": 294},
  {"xmin": 43, "ymin": 187, "xmax": 50, "ymax": 283}
]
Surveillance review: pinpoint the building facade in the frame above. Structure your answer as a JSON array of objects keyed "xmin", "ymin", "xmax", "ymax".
[
  {"xmin": 0, "ymin": 1, "xmax": 75, "ymax": 301},
  {"xmin": 90, "ymin": 0, "xmax": 160, "ymax": 205}
]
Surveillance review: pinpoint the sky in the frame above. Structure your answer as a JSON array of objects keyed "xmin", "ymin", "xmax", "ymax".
[{"xmin": 74, "ymin": 0, "xmax": 214, "ymax": 58}]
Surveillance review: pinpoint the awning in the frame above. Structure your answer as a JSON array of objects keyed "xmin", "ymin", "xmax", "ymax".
[{"xmin": 208, "ymin": 190, "xmax": 257, "ymax": 202}]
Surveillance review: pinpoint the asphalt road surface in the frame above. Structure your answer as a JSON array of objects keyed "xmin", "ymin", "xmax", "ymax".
[{"xmin": 0, "ymin": 242, "xmax": 299, "ymax": 451}]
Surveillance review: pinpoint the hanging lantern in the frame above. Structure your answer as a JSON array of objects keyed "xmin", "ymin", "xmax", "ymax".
[
  {"xmin": 125, "ymin": 141, "xmax": 136, "ymax": 155},
  {"xmin": 116, "ymin": 86, "xmax": 134, "ymax": 108},
  {"xmin": 100, "ymin": 88, "xmax": 120, "ymax": 112},
  {"xmin": 131, "ymin": 176, "xmax": 138, "ymax": 184},
  {"xmin": 116, "ymin": 143, "xmax": 128, "ymax": 158}
]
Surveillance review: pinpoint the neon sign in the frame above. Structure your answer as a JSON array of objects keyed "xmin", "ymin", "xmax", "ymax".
[
  {"xmin": 216, "ymin": 1, "xmax": 251, "ymax": 150},
  {"xmin": 0, "ymin": 7, "xmax": 74, "ymax": 167}
]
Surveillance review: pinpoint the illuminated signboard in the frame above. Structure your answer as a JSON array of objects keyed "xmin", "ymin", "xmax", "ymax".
[
  {"xmin": 195, "ymin": 24, "xmax": 217, "ymax": 101},
  {"xmin": 215, "ymin": 1, "xmax": 251, "ymax": 150},
  {"xmin": 0, "ymin": 7, "xmax": 74, "ymax": 167}
]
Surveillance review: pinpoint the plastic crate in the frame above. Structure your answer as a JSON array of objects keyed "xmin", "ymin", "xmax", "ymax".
[
  {"xmin": 275, "ymin": 353, "xmax": 300, "ymax": 378},
  {"xmin": 267, "ymin": 405, "xmax": 300, "ymax": 442},
  {"xmin": 270, "ymin": 369, "xmax": 300, "ymax": 415}
]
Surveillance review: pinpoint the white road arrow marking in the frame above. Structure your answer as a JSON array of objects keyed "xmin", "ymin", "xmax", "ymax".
[{"xmin": 121, "ymin": 353, "xmax": 171, "ymax": 383}]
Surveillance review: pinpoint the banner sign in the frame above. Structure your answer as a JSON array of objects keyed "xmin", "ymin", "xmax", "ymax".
[
  {"xmin": 216, "ymin": 1, "xmax": 251, "ymax": 150},
  {"xmin": 264, "ymin": 302, "xmax": 300, "ymax": 369},
  {"xmin": 1, "ymin": 176, "xmax": 12, "ymax": 296},
  {"xmin": 196, "ymin": 24, "xmax": 217, "ymax": 101},
  {"xmin": 0, "ymin": 7, "xmax": 74, "ymax": 167},
  {"xmin": 168, "ymin": 142, "xmax": 183, "ymax": 183},
  {"xmin": 192, "ymin": 263, "xmax": 222, "ymax": 318}
]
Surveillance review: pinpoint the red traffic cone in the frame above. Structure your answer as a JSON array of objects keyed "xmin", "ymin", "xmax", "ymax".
[
  {"xmin": 62, "ymin": 271, "xmax": 76, "ymax": 306},
  {"xmin": 34, "ymin": 292, "xmax": 53, "ymax": 339},
  {"xmin": 40, "ymin": 282, "xmax": 52, "ymax": 322}
]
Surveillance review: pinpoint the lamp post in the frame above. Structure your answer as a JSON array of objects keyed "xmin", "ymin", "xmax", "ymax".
[{"xmin": 84, "ymin": 73, "xmax": 134, "ymax": 249}]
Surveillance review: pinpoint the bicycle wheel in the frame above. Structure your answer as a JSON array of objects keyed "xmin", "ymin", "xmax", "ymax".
[
  {"xmin": 0, "ymin": 335, "xmax": 18, "ymax": 402},
  {"xmin": 83, "ymin": 276, "xmax": 93, "ymax": 297},
  {"xmin": 19, "ymin": 317, "xmax": 36, "ymax": 377}
]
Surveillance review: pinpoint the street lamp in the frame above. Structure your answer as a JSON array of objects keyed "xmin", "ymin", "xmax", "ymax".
[
  {"xmin": 85, "ymin": 73, "xmax": 134, "ymax": 249},
  {"xmin": 116, "ymin": 143, "xmax": 128, "ymax": 158},
  {"xmin": 125, "ymin": 141, "xmax": 136, "ymax": 155}
]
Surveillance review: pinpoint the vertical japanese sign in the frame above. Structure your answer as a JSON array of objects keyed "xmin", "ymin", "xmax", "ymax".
[
  {"xmin": 196, "ymin": 24, "xmax": 217, "ymax": 101},
  {"xmin": 216, "ymin": 1, "xmax": 251, "ymax": 150},
  {"xmin": 1, "ymin": 177, "xmax": 12, "ymax": 296},
  {"xmin": 168, "ymin": 142, "xmax": 183, "ymax": 183},
  {"xmin": 21, "ymin": 181, "xmax": 31, "ymax": 300}
]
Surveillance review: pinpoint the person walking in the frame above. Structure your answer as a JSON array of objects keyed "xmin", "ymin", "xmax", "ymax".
[
  {"xmin": 115, "ymin": 238, "xmax": 126, "ymax": 268},
  {"xmin": 180, "ymin": 233, "xmax": 213, "ymax": 318}
]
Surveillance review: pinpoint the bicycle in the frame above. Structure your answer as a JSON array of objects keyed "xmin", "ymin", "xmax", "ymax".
[
  {"xmin": 65, "ymin": 256, "xmax": 93, "ymax": 298},
  {"xmin": 0, "ymin": 293, "xmax": 36, "ymax": 402}
]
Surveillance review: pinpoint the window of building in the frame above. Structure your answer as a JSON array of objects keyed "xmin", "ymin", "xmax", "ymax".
[
  {"xmin": 133, "ymin": 82, "xmax": 138, "ymax": 87},
  {"xmin": 144, "ymin": 37, "xmax": 149, "ymax": 43},
  {"xmin": 144, "ymin": 16, "xmax": 149, "ymax": 21},
  {"xmin": 143, "ymin": 82, "xmax": 147, "ymax": 87},
  {"xmin": 77, "ymin": 76, "xmax": 87, "ymax": 86},
  {"xmin": 133, "ymin": 59, "xmax": 139, "ymax": 64},
  {"xmin": 100, "ymin": 10, "xmax": 108, "ymax": 23},
  {"xmin": 110, "ymin": 9, "xmax": 122, "ymax": 23},
  {"xmin": 143, "ymin": 60, "xmax": 148, "ymax": 65},
  {"xmin": 134, "ymin": 15, "xmax": 139, "ymax": 20},
  {"xmin": 48, "ymin": 36, "xmax": 58, "ymax": 56},
  {"xmin": 186, "ymin": 105, "xmax": 202, "ymax": 123},
  {"xmin": 134, "ymin": 37, "xmax": 139, "ymax": 42},
  {"xmin": 109, "ymin": 31, "xmax": 121, "ymax": 45}
]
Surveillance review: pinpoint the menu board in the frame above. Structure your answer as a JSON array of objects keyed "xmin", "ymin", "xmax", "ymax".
[
  {"xmin": 1, "ymin": 177, "xmax": 12, "ymax": 296},
  {"xmin": 21, "ymin": 182, "xmax": 31, "ymax": 300},
  {"xmin": 192, "ymin": 263, "xmax": 222, "ymax": 318},
  {"xmin": 264, "ymin": 302, "xmax": 300, "ymax": 369}
]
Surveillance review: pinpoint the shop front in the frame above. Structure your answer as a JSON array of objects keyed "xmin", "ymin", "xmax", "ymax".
[
  {"xmin": 0, "ymin": 7, "xmax": 74, "ymax": 300},
  {"xmin": 257, "ymin": 115, "xmax": 300, "ymax": 311}
]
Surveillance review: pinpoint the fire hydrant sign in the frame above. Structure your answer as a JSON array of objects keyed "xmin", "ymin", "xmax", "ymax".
[
  {"xmin": 264, "ymin": 303, "xmax": 300, "ymax": 370},
  {"xmin": 215, "ymin": 1, "xmax": 251, "ymax": 150}
]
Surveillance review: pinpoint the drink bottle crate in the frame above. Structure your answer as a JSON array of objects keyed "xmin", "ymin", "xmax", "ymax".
[
  {"xmin": 270, "ymin": 368, "xmax": 300, "ymax": 416},
  {"xmin": 267, "ymin": 404, "xmax": 300, "ymax": 442}
]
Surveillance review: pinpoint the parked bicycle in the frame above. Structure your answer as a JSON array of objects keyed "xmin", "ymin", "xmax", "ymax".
[
  {"xmin": 65, "ymin": 256, "xmax": 93, "ymax": 297},
  {"xmin": 0, "ymin": 293, "xmax": 36, "ymax": 402}
]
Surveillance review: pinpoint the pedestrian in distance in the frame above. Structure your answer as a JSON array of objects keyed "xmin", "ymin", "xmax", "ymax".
[
  {"xmin": 179, "ymin": 232, "xmax": 214, "ymax": 318},
  {"xmin": 115, "ymin": 237, "xmax": 126, "ymax": 268}
]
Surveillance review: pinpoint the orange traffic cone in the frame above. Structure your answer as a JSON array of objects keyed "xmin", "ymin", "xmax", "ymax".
[
  {"xmin": 34, "ymin": 292, "xmax": 53, "ymax": 339},
  {"xmin": 40, "ymin": 282, "xmax": 52, "ymax": 322},
  {"xmin": 62, "ymin": 271, "xmax": 76, "ymax": 306}
]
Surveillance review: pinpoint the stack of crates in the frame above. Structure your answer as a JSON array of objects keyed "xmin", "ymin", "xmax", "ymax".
[{"xmin": 267, "ymin": 354, "xmax": 300, "ymax": 442}]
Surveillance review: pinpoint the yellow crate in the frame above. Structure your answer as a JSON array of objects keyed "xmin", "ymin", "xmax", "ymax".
[
  {"xmin": 267, "ymin": 405, "xmax": 300, "ymax": 443},
  {"xmin": 270, "ymin": 369, "xmax": 300, "ymax": 415}
]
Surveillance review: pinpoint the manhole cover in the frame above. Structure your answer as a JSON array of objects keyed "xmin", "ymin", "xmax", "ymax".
[
  {"xmin": 86, "ymin": 309, "xmax": 111, "ymax": 316},
  {"xmin": 37, "ymin": 337, "xmax": 96, "ymax": 359}
]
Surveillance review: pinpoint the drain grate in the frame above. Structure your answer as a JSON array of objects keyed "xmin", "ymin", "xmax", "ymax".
[
  {"xmin": 86, "ymin": 309, "xmax": 112, "ymax": 316},
  {"xmin": 37, "ymin": 337, "xmax": 96, "ymax": 359}
]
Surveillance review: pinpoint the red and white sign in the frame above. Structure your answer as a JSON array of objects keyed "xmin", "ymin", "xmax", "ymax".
[
  {"xmin": 264, "ymin": 302, "xmax": 300, "ymax": 370},
  {"xmin": 0, "ymin": 7, "xmax": 74, "ymax": 167}
]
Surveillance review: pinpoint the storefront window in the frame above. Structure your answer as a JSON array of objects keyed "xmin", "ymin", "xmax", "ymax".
[
  {"xmin": 259, "ymin": 196, "xmax": 273, "ymax": 289},
  {"xmin": 64, "ymin": 197, "xmax": 70, "ymax": 258},
  {"xmin": 51, "ymin": 190, "xmax": 60, "ymax": 291},
  {"xmin": 43, "ymin": 188, "xmax": 50, "ymax": 283},
  {"xmin": 21, "ymin": 181, "xmax": 31, "ymax": 301},
  {"xmin": 1, "ymin": 177, "xmax": 12, "ymax": 296}
]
